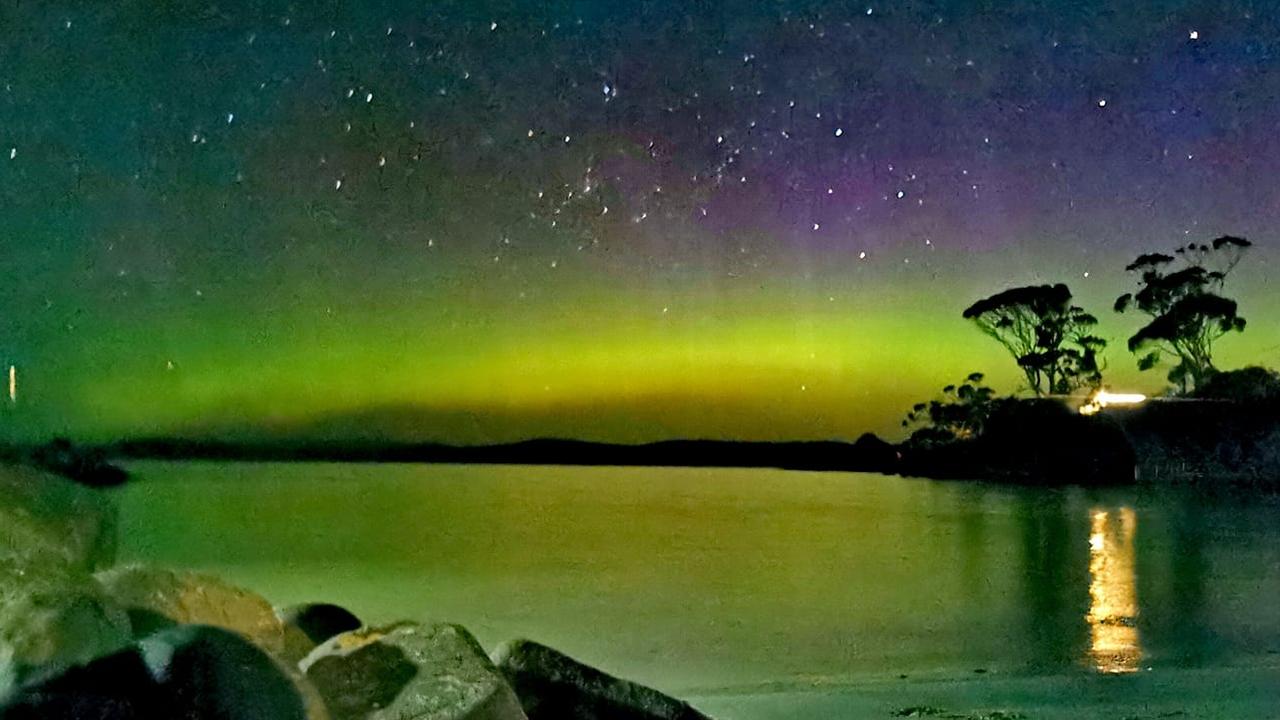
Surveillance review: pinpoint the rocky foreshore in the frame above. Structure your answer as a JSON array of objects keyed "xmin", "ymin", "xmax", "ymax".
[{"xmin": 0, "ymin": 462, "xmax": 715, "ymax": 720}]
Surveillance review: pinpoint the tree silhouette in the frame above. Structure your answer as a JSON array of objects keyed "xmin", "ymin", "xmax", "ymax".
[
  {"xmin": 963, "ymin": 284, "xmax": 1106, "ymax": 395},
  {"xmin": 903, "ymin": 372, "xmax": 997, "ymax": 446},
  {"xmin": 1115, "ymin": 236, "xmax": 1250, "ymax": 393}
]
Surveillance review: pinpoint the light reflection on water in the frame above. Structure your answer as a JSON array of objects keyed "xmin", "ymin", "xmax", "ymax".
[
  {"xmin": 112, "ymin": 464, "xmax": 1280, "ymax": 691},
  {"xmin": 1086, "ymin": 507, "xmax": 1142, "ymax": 673}
]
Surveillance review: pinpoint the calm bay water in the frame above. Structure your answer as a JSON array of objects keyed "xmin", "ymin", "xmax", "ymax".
[{"xmin": 116, "ymin": 462, "xmax": 1280, "ymax": 700}]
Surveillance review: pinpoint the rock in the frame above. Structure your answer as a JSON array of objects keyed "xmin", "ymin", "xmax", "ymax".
[
  {"xmin": 0, "ymin": 563, "xmax": 131, "ymax": 696},
  {"xmin": 95, "ymin": 566, "xmax": 285, "ymax": 655},
  {"xmin": 0, "ymin": 463, "xmax": 118, "ymax": 572},
  {"xmin": 492, "ymin": 639, "xmax": 712, "ymax": 720},
  {"xmin": 0, "ymin": 625, "xmax": 309, "ymax": 719},
  {"xmin": 28, "ymin": 439, "xmax": 129, "ymax": 489},
  {"xmin": 279, "ymin": 603, "xmax": 363, "ymax": 666},
  {"xmin": 276, "ymin": 658, "xmax": 333, "ymax": 720},
  {"xmin": 301, "ymin": 622, "xmax": 527, "ymax": 720}
]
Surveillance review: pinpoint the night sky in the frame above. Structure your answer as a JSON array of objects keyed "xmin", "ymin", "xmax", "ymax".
[{"xmin": 2, "ymin": 0, "xmax": 1279, "ymax": 444}]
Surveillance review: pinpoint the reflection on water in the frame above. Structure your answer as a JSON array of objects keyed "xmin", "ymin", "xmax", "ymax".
[
  {"xmin": 1086, "ymin": 507, "xmax": 1142, "ymax": 673},
  {"xmin": 112, "ymin": 464, "xmax": 1280, "ymax": 691}
]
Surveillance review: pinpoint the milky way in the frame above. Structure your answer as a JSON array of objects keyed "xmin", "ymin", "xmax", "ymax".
[{"xmin": 1, "ymin": 1, "xmax": 1278, "ymax": 442}]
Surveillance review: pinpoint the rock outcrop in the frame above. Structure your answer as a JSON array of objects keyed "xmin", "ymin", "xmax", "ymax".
[
  {"xmin": 0, "ymin": 462, "xmax": 711, "ymax": 720},
  {"xmin": 301, "ymin": 622, "xmax": 527, "ymax": 720},
  {"xmin": 0, "ymin": 464, "xmax": 129, "ymax": 695},
  {"xmin": 0, "ymin": 564, "xmax": 131, "ymax": 693},
  {"xmin": 0, "ymin": 463, "xmax": 118, "ymax": 572},
  {"xmin": 492, "ymin": 639, "xmax": 711, "ymax": 720}
]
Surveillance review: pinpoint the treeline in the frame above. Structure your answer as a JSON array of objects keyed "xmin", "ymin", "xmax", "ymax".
[
  {"xmin": 904, "ymin": 235, "xmax": 1267, "ymax": 448},
  {"xmin": 898, "ymin": 235, "xmax": 1280, "ymax": 489}
]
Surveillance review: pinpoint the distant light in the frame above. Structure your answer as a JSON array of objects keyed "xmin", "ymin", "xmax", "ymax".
[
  {"xmin": 835, "ymin": 128, "xmax": 844, "ymax": 137},
  {"xmin": 1098, "ymin": 391, "xmax": 1146, "ymax": 405},
  {"xmin": 1098, "ymin": 98, "xmax": 1107, "ymax": 107},
  {"xmin": 1080, "ymin": 389, "xmax": 1147, "ymax": 415},
  {"xmin": 1189, "ymin": 29, "xmax": 1199, "ymax": 40}
]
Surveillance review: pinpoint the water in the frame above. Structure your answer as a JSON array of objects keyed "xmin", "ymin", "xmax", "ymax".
[{"xmin": 115, "ymin": 462, "xmax": 1280, "ymax": 708}]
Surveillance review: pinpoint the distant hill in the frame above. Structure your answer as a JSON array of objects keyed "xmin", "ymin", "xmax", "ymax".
[
  {"xmin": 107, "ymin": 434, "xmax": 901, "ymax": 474},
  {"xmin": 158, "ymin": 398, "xmax": 899, "ymax": 448}
]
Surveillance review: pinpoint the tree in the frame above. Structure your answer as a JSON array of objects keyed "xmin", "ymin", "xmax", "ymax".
[
  {"xmin": 962, "ymin": 284, "xmax": 1106, "ymax": 396},
  {"xmin": 1115, "ymin": 235, "xmax": 1251, "ymax": 393},
  {"xmin": 902, "ymin": 372, "xmax": 997, "ymax": 445}
]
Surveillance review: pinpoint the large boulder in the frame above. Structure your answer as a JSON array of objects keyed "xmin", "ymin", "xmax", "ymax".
[
  {"xmin": 0, "ymin": 463, "xmax": 118, "ymax": 572},
  {"xmin": 0, "ymin": 625, "xmax": 309, "ymax": 719},
  {"xmin": 492, "ymin": 640, "xmax": 712, "ymax": 720},
  {"xmin": 0, "ymin": 463, "xmax": 128, "ymax": 697},
  {"xmin": 278, "ymin": 603, "xmax": 363, "ymax": 666},
  {"xmin": 301, "ymin": 622, "xmax": 527, "ymax": 720},
  {"xmin": 0, "ymin": 563, "xmax": 131, "ymax": 695},
  {"xmin": 95, "ymin": 566, "xmax": 285, "ymax": 655}
]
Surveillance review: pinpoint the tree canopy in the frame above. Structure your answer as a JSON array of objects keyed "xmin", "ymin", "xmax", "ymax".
[
  {"xmin": 962, "ymin": 284, "xmax": 1105, "ymax": 396},
  {"xmin": 902, "ymin": 372, "xmax": 997, "ymax": 446},
  {"xmin": 1115, "ymin": 235, "xmax": 1251, "ymax": 392}
]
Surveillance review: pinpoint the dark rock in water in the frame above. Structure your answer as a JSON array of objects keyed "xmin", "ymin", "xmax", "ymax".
[
  {"xmin": 96, "ymin": 565, "xmax": 286, "ymax": 655},
  {"xmin": 29, "ymin": 439, "xmax": 128, "ymax": 488},
  {"xmin": 491, "ymin": 639, "xmax": 712, "ymax": 720},
  {"xmin": 279, "ymin": 603, "xmax": 363, "ymax": 665},
  {"xmin": 1, "ymin": 625, "xmax": 308, "ymax": 720},
  {"xmin": 301, "ymin": 622, "xmax": 527, "ymax": 720}
]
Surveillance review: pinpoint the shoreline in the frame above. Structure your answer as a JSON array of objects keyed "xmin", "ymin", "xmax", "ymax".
[{"xmin": 687, "ymin": 662, "xmax": 1280, "ymax": 720}]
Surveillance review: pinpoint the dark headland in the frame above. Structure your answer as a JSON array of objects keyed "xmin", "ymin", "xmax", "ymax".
[{"xmin": 69, "ymin": 390, "xmax": 1279, "ymax": 493}]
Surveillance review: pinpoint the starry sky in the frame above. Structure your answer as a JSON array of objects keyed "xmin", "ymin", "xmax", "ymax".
[{"xmin": 2, "ymin": 0, "xmax": 1279, "ymax": 444}]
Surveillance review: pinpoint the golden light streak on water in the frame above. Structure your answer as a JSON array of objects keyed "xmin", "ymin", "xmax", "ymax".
[{"xmin": 1086, "ymin": 507, "xmax": 1142, "ymax": 673}]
